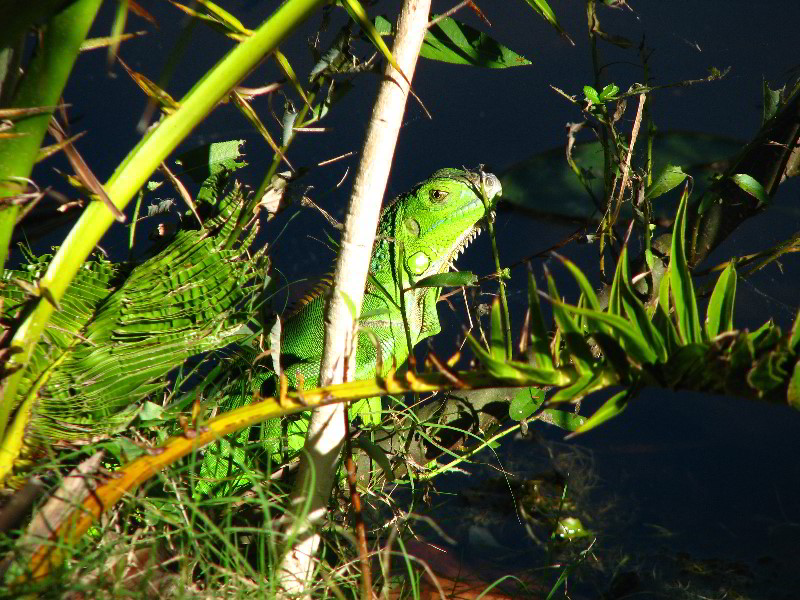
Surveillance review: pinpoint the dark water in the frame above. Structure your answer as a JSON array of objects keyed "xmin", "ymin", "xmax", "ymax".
[{"xmin": 14, "ymin": 1, "xmax": 800, "ymax": 596}]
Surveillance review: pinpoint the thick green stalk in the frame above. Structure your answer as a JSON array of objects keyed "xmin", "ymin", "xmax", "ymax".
[
  {"xmin": 0, "ymin": 0, "xmax": 103, "ymax": 270},
  {"xmin": 0, "ymin": 0, "xmax": 326, "ymax": 442}
]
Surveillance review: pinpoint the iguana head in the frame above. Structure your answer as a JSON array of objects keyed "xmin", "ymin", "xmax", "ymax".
[{"xmin": 381, "ymin": 167, "xmax": 502, "ymax": 282}]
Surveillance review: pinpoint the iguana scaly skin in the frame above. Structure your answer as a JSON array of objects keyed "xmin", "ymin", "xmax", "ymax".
[{"xmin": 198, "ymin": 168, "xmax": 502, "ymax": 495}]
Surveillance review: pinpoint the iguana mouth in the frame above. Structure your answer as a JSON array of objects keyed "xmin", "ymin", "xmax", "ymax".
[{"xmin": 446, "ymin": 225, "xmax": 482, "ymax": 271}]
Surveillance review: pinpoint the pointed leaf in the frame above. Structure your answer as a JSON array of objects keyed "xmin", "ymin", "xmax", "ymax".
[
  {"xmin": 646, "ymin": 164, "xmax": 688, "ymax": 200},
  {"xmin": 421, "ymin": 17, "xmax": 531, "ymax": 68},
  {"xmin": 670, "ymin": 187, "xmax": 702, "ymax": 343},
  {"xmin": 520, "ymin": 0, "xmax": 569, "ymax": 40},
  {"xmin": 490, "ymin": 297, "xmax": 506, "ymax": 360},
  {"xmin": 545, "ymin": 271, "xmax": 595, "ymax": 373},
  {"xmin": 568, "ymin": 388, "xmax": 631, "ymax": 436},
  {"xmin": 619, "ymin": 281, "xmax": 667, "ymax": 363},
  {"xmin": 554, "ymin": 253, "xmax": 601, "ymax": 311},
  {"xmin": 705, "ymin": 262, "xmax": 738, "ymax": 339},
  {"xmin": 527, "ymin": 270, "xmax": 554, "ymax": 370},
  {"xmin": 731, "ymin": 173, "xmax": 769, "ymax": 205}
]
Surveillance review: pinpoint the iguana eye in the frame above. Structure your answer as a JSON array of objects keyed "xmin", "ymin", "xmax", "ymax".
[{"xmin": 429, "ymin": 189, "xmax": 449, "ymax": 203}]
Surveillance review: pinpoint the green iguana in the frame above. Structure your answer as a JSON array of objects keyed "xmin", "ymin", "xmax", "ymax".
[{"xmin": 198, "ymin": 167, "xmax": 502, "ymax": 495}]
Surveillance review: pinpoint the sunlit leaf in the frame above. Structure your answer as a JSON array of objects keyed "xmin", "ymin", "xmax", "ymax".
[
  {"xmin": 549, "ymin": 371, "xmax": 604, "ymax": 404},
  {"xmin": 520, "ymin": 0, "xmax": 571, "ymax": 42},
  {"xmin": 538, "ymin": 408, "xmax": 585, "ymax": 431},
  {"xmin": 527, "ymin": 270, "xmax": 554, "ymax": 370},
  {"xmin": 731, "ymin": 173, "xmax": 769, "ymax": 205},
  {"xmin": 569, "ymin": 388, "xmax": 631, "ymax": 436},
  {"xmin": 670, "ymin": 186, "xmax": 702, "ymax": 343},
  {"xmin": 646, "ymin": 164, "xmax": 688, "ymax": 200},
  {"xmin": 421, "ymin": 17, "xmax": 531, "ymax": 68},
  {"xmin": 545, "ymin": 271, "xmax": 595, "ymax": 373},
  {"xmin": 554, "ymin": 252, "xmax": 601, "ymax": 311},
  {"xmin": 490, "ymin": 298, "xmax": 506, "ymax": 360},
  {"xmin": 618, "ymin": 272, "xmax": 667, "ymax": 362},
  {"xmin": 465, "ymin": 334, "xmax": 568, "ymax": 386},
  {"xmin": 705, "ymin": 262, "xmax": 737, "ymax": 339}
]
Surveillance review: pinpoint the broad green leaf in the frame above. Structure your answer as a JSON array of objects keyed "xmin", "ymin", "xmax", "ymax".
[
  {"xmin": 583, "ymin": 85, "xmax": 600, "ymax": 104},
  {"xmin": 731, "ymin": 173, "xmax": 769, "ymax": 205},
  {"xmin": 411, "ymin": 271, "xmax": 477, "ymax": 288},
  {"xmin": 509, "ymin": 387, "xmax": 546, "ymax": 421},
  {"xmin": 646, "ymin": 164, "xmax": 688, "ymax": 200},
  {"xmin": 652, "ymin": 302, "xmax": 681, "ymax": 355},
  {"xmin": 527, "ymin": 270, "xmax": 554, "ymax": 370},
  {"xmin": 569, "ymin": 388, "xmax": 631, "ymax": 436},
  {"xmin": 670, "ymin": 187, "xmax": 702, "ymax": 343},
  {"xmin": 705, "ymin": 262, "xmax": 737, "ymax": 339},
  {"xmin": 490, "ymin": 298, "xmax": 506, "ymax": 360},
  {"xmin": 421, "ymin": 17, "xmax": 531, "ymax": 68}
]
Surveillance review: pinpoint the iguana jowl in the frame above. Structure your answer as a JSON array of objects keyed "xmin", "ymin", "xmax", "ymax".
[{"xmin": 200, "ymin": 167, "xmax": 502, "ymax": 493}]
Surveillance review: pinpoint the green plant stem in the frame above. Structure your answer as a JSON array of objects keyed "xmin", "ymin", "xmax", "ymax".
[
  {"xmin": 0, "ymin": 0, "xmax": 103, "ymax": 271},
  {"xmin": 0, "ymin": 0, "xmax": 327, "ymax": 443},
  {"xmin": 484, "ymin": 201, "xmax": 512, "ymax": 358}
]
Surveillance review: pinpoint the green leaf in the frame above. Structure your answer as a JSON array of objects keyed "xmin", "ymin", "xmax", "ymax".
[
  {"xmin": 550, "ymin": 371, "xmax": 604, "ymax": 404},
  {"xmin": 670, "ymin": 187, "xmax": 702, "ymax": 343},
  {"xmin": 527, "ymin": 270, "xmax": 554, "ymax": 370},
  {"xmin": 731, "ymin": 173, "xmax": 769, "ymax": 205},
  {"xmin": 509, "ymin": 387, "xmax": 545, "ymax": 421},
  {"xmin": 411, "ymin": 271, "xmax": 477, "ymax": 288},
  {"xmin": 175, "ymin": 139, "xmax": 247, "ymax": 184},
  {"xmin": 557, "ymin": 299, "xmax": 658, "ymax": 365},
  {"xmin": 465, "ymin": 334, "xmax": 568, "ymax": 386},
  {"xmin": 421, "ymin": 17, "xmax": 531, "ymax": 68},
  {"xmin": 618, "ymin": 276, "xmax": 667, "ymax": 362},
  {"xmin": 583, "ymin": 85, "xmax": 600, "ymax": 104},
  {"xmin": 490, "ymin": 297, "xmax": 506, "ymax": 360},
  {"xmin": 537, "ymin": 408, "xmax": 585, "ymax": 432},
  {"xmin": 520, "ymin": 0, "xmax": 569, "ymax": 40},
  {"xmin": 646, "ymin": 164, "xmax": 688, "ymax": 200},
  {"xmin": 545, "ymin": 271, "xmax": 595, "ymax": 373},
  {"xmin": 569, "ymin": 388, "xmax": 631, "ymax": 436},
  {"xmin": 373, "ymin": 14, "xmax": 392, "ymax": 35},
  {"xmin": 351, "ymin": 395, "xmax": 382, "ymax": 427},
  {"xmin": 705, "ymin": 262, "xmax": 737, "ymax": 339},
  {"xmin": 762, "ymin": 81, "xmax": 783, "ymax": 123}
]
